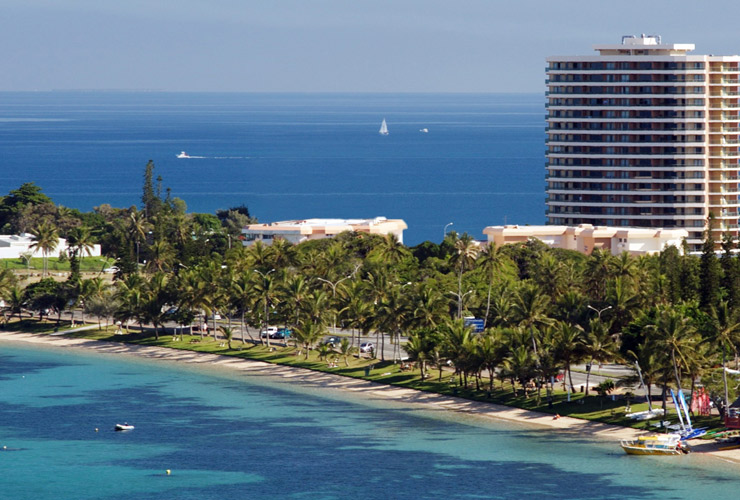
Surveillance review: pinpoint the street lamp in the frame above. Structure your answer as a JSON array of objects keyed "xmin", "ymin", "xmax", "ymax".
[
  {"xmin": 254, "ymin": 268, "xmax": 276, "ymax": 346},
  {"xmin": 587, "ymin": 305, "xmax": 612, "ymax": 321},
  {"xmin": 449, "ymin": 289, "xmax": 474, "ymax": 319},
  {"xmin": 316, "ymin": 264, "xmax": 360, "ymax": 334},
  {"xmin": 444, "ymin": 222, "xmax": 454, "ymax": 239}
]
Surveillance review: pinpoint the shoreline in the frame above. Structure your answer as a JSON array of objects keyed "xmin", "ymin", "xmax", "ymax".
[{"xmin": 2, "ymin": 330, "xmax": 740, "ymax": 463}]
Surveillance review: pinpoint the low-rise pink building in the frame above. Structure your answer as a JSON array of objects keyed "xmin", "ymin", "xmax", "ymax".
[
  {"xmin": 242, "ymin": 217, "xmax": 407, "ymax": 246},
  {"xmin": 482, "ymin": 224, "xmax": 688, "ymax": 256}
]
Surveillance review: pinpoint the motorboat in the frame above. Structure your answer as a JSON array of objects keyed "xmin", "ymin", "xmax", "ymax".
[
  {"xmin": 620, "ymin": 433, "xmax": 688, "ymax": 456},
  {"xmin": 115, "ymin": 423, "xmax": 135, "ymax": 431},
  {"xmin": 176, "ymin": 151, "xmax": 190, "ymax": 159},
  {"xmin": 420, "ymin": 128, "xmax": 429, "ymax": 133}
]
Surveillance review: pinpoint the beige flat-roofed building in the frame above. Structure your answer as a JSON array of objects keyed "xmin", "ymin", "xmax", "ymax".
[
  {"xmin": 483, "ymin": 224, "xmax": 688, "ymax": 256},
  {"xmin": 242, "ymin": 217, "xmax": 407, "ymax": 246}
]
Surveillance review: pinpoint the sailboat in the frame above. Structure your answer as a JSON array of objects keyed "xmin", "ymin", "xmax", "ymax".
[{"xmin": 379, "ymin": 119, "xmax": 389, "ymax": 136}]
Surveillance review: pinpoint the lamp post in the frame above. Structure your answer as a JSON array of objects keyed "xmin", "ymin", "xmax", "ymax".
[
  {"xmin": 587, "ymin": 305, "xmax": 612, "ymax": 321},
  {"xmin": 449, "ymin": 289, "xmax": 474, "ymax": 319},
  {"xmin": 254, "ymin": 268, "xmax": 276, "ymax": 346},
  {"xmin": 316, "ymin": 264, "xmax": 360, "ymax": 334},
  {"xmin": 444, "ymin": 222, "xmax": 454, "ymax": 239}
]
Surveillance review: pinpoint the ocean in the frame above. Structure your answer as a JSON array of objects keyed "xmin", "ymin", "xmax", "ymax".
[
  {"xmin": 1, "ymin": 343, "xmax": 738, "ymax": 500},
  {"xmin": 0, "ymin": 92, "xmax": 544, "ymax": 245}
]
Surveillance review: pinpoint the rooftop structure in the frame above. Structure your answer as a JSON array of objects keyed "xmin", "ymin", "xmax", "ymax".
[
  {"xmin": 546, "ymin": 35, "xmax": 740, "ymax": 251},
  {"xmin": 242, "ymin": 217, "xmax": 407, "ymax": 246},
  {"xmin": 483, "ymin": 224, "xmax": 688, "ymax": 256}
]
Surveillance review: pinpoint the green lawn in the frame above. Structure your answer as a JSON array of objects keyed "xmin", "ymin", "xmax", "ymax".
[
  {"xmin": 0, "ymin": 256, "xmax": 115, "ymax": 272},
  {"xmin": 6, "ymin": 318, "xmax": 727, "ymax": 434}
]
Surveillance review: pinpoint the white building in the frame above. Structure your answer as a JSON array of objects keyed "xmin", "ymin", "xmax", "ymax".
[
  {"xmin": 546, "ymin": 35, "xmax": 740, "ymax": 251},
  {"xmin": 242, "ymin": 217, "xmax": 407, "ymax": 246},
  {"xmin": 0, "ymin": 233, "xmax": 102, "ymax": 260},
  {"xmin": 483, "ymin": 224, "xmax": 688, "ymax": 256}
]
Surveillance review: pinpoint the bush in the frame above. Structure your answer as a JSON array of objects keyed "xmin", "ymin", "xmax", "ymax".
[{"xmin": 596, "ymin": 379, "xmax": 615, "ymax": 397}]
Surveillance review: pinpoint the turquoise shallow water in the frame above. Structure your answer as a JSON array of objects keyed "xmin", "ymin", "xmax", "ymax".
[{"xmin": 0, "ymin": 343, "xmax": 738, "ymax": 499}]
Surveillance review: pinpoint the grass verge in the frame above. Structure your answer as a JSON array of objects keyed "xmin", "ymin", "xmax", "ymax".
[{"xmin": 4, "ymin": 318, "xmax": 726, "ymax": 434}]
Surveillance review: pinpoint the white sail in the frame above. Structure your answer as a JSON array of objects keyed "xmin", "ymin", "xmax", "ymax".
[{"xmin": 379, "ymin": 119, "xmax": 389, "ymax": 135}]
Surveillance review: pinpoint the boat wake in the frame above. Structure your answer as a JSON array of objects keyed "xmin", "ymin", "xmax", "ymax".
[{"xmin": 177, "ymin": 151, "xmax": 247, "ymax": 160}]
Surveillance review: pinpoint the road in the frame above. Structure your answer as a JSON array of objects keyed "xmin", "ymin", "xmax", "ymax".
[{"xmin": 156, "ymin": 317, "xmax": 652, "ymax": 392}]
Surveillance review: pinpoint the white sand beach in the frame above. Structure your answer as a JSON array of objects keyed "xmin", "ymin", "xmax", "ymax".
[{"xmin": 2, "ymin": 329, "xmax": 739, "ymax": 463}]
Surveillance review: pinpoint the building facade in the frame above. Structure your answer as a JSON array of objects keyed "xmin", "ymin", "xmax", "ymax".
[
  {"xmin": 0, "ymin": 233, "xmax": 102, "ymax": 260},
  {"xmin": 242, "ymin": 217, "xmax": 407, "ymax": 246},
  {"xmin": 483, "ymin": 224, "xmax": 688, "ymax": 256},
  {"xmin": 546, "ymin": 35, "xmax": 740, "ymax": 251}
]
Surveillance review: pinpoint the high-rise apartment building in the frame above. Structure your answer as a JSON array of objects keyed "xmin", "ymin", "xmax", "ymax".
[{"xmin": 545, "ymin": 35, "xmax": 740, "ymax": 250}]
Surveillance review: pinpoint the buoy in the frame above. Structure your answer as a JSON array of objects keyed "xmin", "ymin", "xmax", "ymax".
[
  {"xmin": 95, "ymin": 428, "xmax": 99, "ymax": 432},
  {"xmin": 166, "ymin": 469, "xmax": 171, "ymax": 475},
  {"xmin": 2, "ymin": 446, "xmax": 6, "ymax": 450}
]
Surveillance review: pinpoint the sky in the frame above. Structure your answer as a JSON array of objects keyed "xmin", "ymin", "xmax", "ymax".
[{"xmin": 4, "ymin": 0, "xmax": 740, "ymax": 93}]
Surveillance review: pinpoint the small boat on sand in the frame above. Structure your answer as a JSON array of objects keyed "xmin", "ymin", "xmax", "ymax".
[
  {"xmin": 620, "ymin": 434, "xmax": 688, "ymax": 456},
  {"xmin": 115, "ymin": 423, "xmax": 135, "ymax": 431},
  {"xmin": 176, "ymin": 151, "xmax": 190, "ymax": 159}
]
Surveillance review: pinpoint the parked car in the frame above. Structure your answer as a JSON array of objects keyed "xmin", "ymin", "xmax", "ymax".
[
  {"xmin": 103, "ymin": 266, "xmax": 119, "ymax": 274},
  {"xmin": 260, "ymin": 327, "xmax": 278, "ymax": 339},
  {"xmin": 273, "ymin": 328, "xmax": 292, "ymax": 339},
  {"xmin": 323, "ymin": 336, "xmax": 342, "ymax": 348},
  {"xmin": 359, "ymin": 342, "xmax": 374, "ymax": 354}
]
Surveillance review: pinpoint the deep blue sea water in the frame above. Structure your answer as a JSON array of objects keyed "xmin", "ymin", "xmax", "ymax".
[
  {"xmin": 0, "ymin": 92, "xmax": 544, "ymax": 244},
  {"xmin": 1, "ymin": 343, "xmax": 739, "ymax": 500}
]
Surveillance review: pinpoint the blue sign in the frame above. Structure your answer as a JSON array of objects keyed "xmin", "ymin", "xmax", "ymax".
[{"xmin": 464, "ymin": 318, "xmax": 485, "ymax": 333}]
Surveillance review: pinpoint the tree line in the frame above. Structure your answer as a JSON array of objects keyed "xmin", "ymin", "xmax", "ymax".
[{"xmin": 3, "ymin": 163, "xmax": 740, "ymax": 420}]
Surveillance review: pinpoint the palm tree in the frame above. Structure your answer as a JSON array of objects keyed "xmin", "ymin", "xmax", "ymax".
[
  {"xmin": 488, "ymin": 287, "xmax": 516, "ymax": 327},
  {"xmin": 371, "ymin": 233, "xmax": 410, "ymax": 266},
  {"xmin": 219, "ymin": 326, "xmax": 234, "ymax": 349},
  {"xmin": 253, "ymin": 268, "xmax": 278, "ymax": 347},
  {"xmin": 408, "ymin": 284, "xmax": 446, "ymax": 331},
  {"xmin": 338, "ymin": 338, "xmax": 356, "ymax": 367},
  {"xmin": 114, "ymin": 274, "xmax": 146, "ymax": 333},
  {"xmin": 141, "ymin": 272, "xmax": 169, "ymax": 340},
  {"xmin": 584, "ymin": 249, "xmax": 614, "ymax": 302},
  {"xmin": 79, "ymin": 276, "xmax": 108, "ymax": 324},
  {"xmin": 477, "ymin": 243, "xmax": 504, "ymax": 328},
  {"xmin": 128, "ymin": 209, "xmax": 148, "ymax": 269},
  {"xmin": 583, "ymin": 318, "xmax": 621, "ymax": 396},
  {"xmin": 707, "ymin": 301, "xmax": 740, "ymax": 412},
  {"xmin": 404, "ymin": 332, "xmax": 431, "ymax": 381},
  {"xmin": 4, "ymin": 285, "xmax": 25, "ymax": 322},
  {"xmin": 145, "ymin": 238, "xmax": 175, "ymax": 274},
  {"xmin": 442, "ymin": 319, "xmax": 475, "ymax": 387},
  {"xmin": 512, "ymin": 282, "xmax": 553, "ymax": 362},
  {"xmin": 294, "ymin": 321, "xmax": 324, "ymax": 359},
  {"xmin": 646, "ymin": 306, "xmax": 699, "ymax": 392},
  {"xmin": 30, "ymin": 221, "xmax": 59, "ymax": 277},
  {"xmin": 338, "ymin": 280, "xmax": 372, "ymax": 349},
  {"xmin": 451, "ymin": 234, "xmax": 480, "ymax": 319},
  {"xmin": 66, "ymin": 226, "xmax": 95, "ymax": 281},
  {"xmin": 230, "ymin": 272, "xmax": 257, "ymax": 344},
  {"xmin": 553, "ymin": 321, "xmax": 585, "ymax": 392},
  {"xmin": 476, "ymin": 329, "xmax": 505, "ymax": 391}
]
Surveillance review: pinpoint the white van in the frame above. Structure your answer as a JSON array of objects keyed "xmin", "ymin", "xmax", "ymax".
[{"xmin": 260, "ymin": 327, "xmax": 278, "ymax": 338}]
